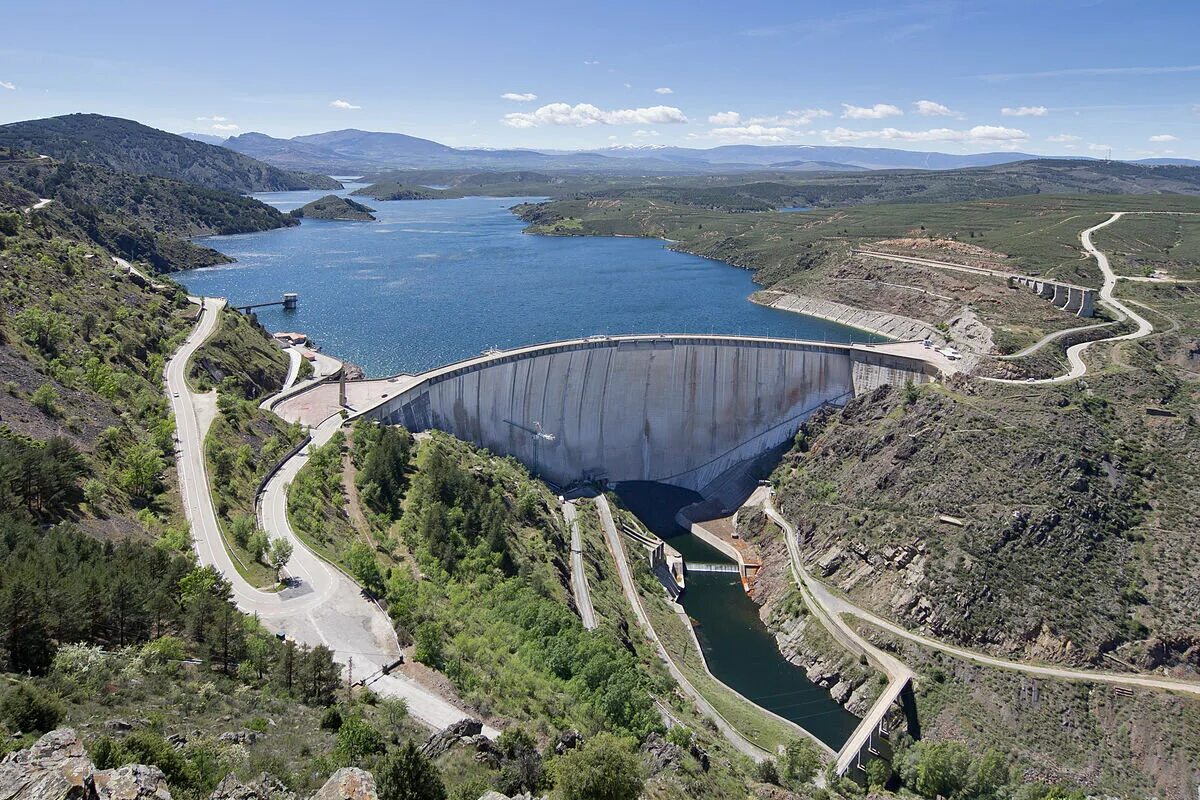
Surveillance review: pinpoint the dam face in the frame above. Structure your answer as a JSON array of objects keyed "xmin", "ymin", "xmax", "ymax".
[{"xmin": 363, "ymin": 336, "xmax": 932, "ymax": 493}]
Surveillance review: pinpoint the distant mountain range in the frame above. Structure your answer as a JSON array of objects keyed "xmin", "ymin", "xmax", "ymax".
[
  {"xmin": 187, "ymin": 127, "xmax": 1200, "ymax": 175},
  {"xmin": 0, "ymin": 114, "xmax": 341, "ymax": 193}
]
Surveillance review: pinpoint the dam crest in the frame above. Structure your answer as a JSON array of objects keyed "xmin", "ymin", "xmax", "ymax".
[{"xmin": 352, "ymin": 334, "xmax": 939, "ymax": 495}]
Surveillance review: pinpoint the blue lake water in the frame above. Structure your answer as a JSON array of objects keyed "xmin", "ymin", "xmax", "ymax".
[
  {"xmin": 177, "ymin": 190, "xmax": 871, "ymax": 749},
  {"xmin": 179, "ymin": 191, "xmax": 877, "ymax": 377}
]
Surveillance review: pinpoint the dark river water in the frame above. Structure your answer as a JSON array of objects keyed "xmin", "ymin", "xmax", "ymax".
[
  {"xmin": 180, "ymin": 189, "xmax": 878, "ymax": 376},
  {"xmin": 177, "ymin": 190, "xmax": 867, "ymax": 749},
  {"xmin": 616, "ymin": 482, "xmax": 860, "ymax": 750}
]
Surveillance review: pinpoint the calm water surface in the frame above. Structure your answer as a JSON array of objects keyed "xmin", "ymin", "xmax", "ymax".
[
  {"xmin": 179, "ymin": 191, "xmax": 877, "ymax": 376},
  {"xmin": 616, "ymin": 482, "xmax": 860, "ymax": 750},
  {"xmin": 179, "ymin": 190, "xmax": 867, "ymax": 749}
]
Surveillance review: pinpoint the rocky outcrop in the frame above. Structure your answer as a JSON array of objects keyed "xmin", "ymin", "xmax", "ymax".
[
  {"xmin": 0, "ymin": 732, "xmax": 376, "ymax": 800},
  {"xmin": 0, "ymin": 730, "xmax": 169, "ymax": 800},
  {"xmin": 208, "ymin": 773, "xmax": 295, "ymax": 800},
  {"xmin": 420, "ymin": 720, "xmax": 483, "ymax": 760},
  {"xmin": 0, "ymin": 729, "xmax": 98, "ymax": 800},
  {"xmin": 310, "ymin": 770, "xmax": 375, "ymax": 800},
  {"xmin": 92, "ymin": 767, "xmax": 170, "ymax": 800}
]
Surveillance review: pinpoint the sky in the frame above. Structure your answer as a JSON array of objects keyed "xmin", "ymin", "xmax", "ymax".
[{"xmin": 1, "ymin": 0, "xmax": 1198, "ymax": 159}]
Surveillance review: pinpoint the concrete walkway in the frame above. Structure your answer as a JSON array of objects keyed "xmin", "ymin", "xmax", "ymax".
[
  {"xmin": 561, "ymin": 500, "xmax": 598, "ymax": 630},
  {"xmin": 594, "ymin": 496, "xmax": 771, "ymax": 762},
  {"xmin": 166, "ymin": 297, "xmax": 496, "ymax": 736}
]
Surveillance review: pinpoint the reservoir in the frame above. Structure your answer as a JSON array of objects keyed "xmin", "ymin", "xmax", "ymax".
[
  {"xmin": 177, "ymin": 191, "xmax": 873, "ymax": 750},
  {"xmin": 181, "ymin": 190, "xmax": 880, "ymax": 376}
]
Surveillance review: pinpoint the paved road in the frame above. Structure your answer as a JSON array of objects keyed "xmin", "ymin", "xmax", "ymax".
[
  {"xmin": 594, "ymin": 496, "xmax": 771, "ymax": 762},
  {"xmin": 998, "ymin": 319, "xmax": 1116, "ymax": 360},
  {"xmin": 22, "ymin": 197, "xmax": 52, "ymax": 213},
  {"xmin": 987, "ymin": 212, "xmax": 1155, "ymax": 385},
  {"xmin": 561, "ymin": 501, "xmax": 598, "ymax": 630},
  {"xmin": 761, "ymin": 496, "xmax": 1200, "ymax": 699},
  {"xmin": 281, "ymin": 347, "xmax": 302, "ymax": 392},
  {"xmin": 759, "ymin": 496, "xmax": 913, "ymax": 775},
  {"xmin": 166, "ymin": 297, "xmax": 495, "ymax": 736}
]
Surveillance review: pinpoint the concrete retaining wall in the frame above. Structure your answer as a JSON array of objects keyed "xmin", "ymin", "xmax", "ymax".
[
  {"xmin": 1009, "ymin": 276, "xmax": 1095, "ymax": 318},
  {"xmin": 362, "ymin": 335, "xmax": 932, "ymax": 492},
  {"xmin": 752, "ymin": 290, "xmax": 941, "ymax": 343}
]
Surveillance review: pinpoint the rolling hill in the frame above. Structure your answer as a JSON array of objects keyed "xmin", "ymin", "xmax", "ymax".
[{"xmin": 0, "ymin": 114, "xmax": 341, "ymax": 192}]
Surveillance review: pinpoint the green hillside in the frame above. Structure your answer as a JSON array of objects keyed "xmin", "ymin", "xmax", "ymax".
[{"xmin": 0, "ymin": 114, "xmax": 342, "ymax": 193}]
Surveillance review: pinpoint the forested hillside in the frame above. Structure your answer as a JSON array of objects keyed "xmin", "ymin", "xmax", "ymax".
[
  {"xmin": 1, "ymin": 149, "xmax": 300, "ymax": 271},
  {"xmin": 0, "ymin": 114, "xmax": 341, "ymax": 193}
]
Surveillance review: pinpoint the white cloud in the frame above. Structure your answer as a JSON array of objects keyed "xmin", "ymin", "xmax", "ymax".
[
  {"xmin": 1087, "ymin": 143, "xmax": 1112, "ymax": 153},
  {"xmin": 1149, "ymin": 134, "xmax": 1178, "ymax": 142},
  {"xmin": 583, "ymin": 60, "xmax": 600, "ymax": 65},
  {"xmin": 841, "ymin": 103, "xmax": 903, "ymax": 119},
  {"xmin": 1046, "ymin": 134, "xmax": 1081, "ymax": 143},
  {"xmin": 708, "ymin": 111, "xmax": 741, "ymax": 125},
  {"xmin": 211, "ymin": 123, "xmax": 239, "ymax": 132},
  {"xmin": 823, "ymin": 125, "xmax": 1028, "ymax": 145},
  {"xmin": 195, "ymin": 115, "xmax": 228, "ymax": 122},
  {"xmin": 914, "ymin": 100, "xmax": 960, "ymax": 117},
  {"xmin": 708, "ymin": 124, "xmax": 793, "ymax": 143},
  {"xmin": 502, "ymin": 102, "xmax": 688, "ymax": 128},
  {"xmin": 0, "ymin": 81, "xmax": 15, "ymax": 90},
  {"xmin": 1001, "ymin": 105, "xmax": 1048, "ymax": 117},
  {"xmin": 501, "ymin": 92, "xmax": 537, "ymax": 102},
  {"xmin": 633, "ymin": 129, "xmax": 660, "ymax": 138},
  {"xmin": 330, "ymin": 99, "xmax": 361, "ymax": 110},
  {"xmin": 654, "ymin": 87, "xmax": 673, "ymax": 94}
]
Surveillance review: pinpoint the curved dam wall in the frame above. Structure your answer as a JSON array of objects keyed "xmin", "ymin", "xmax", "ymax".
[{"xmin": 361, "ymin": 336, "xmax": 934, "ymax": 492}]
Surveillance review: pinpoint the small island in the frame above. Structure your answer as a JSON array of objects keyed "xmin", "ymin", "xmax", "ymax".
[
  {"xmin": 290, "ymin": 194, "xmax": 377, "ymax": 221},
  {"xmin": 351, "ymin": 181, "xmax": 446, "ymax": 201}
]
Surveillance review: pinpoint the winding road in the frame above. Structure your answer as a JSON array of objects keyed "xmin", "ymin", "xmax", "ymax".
[
  {"xmin": 988, "ymin": 212, "xmax": 1155, "ymax": 384},
  {"xmin": 165, "ymin": 296, "xmax": 496, "ymax": 736},
  {"xmin": 761, "ymin": 495, "xmax": 1200, "ymax": 698}
]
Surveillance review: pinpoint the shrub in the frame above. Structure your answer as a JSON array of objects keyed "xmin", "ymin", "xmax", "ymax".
[
  {"xmin": 320, "ymin": 706, "xmax": 344, "ymax": 731},
  {"xmin": 779, "ymin": 737, "xmax": 821, "ymax": 787},
  {"xmin": 553, "ymin": 733, "xmax": 644, "ymax": 800},
  {"xmin": 334, "ymin": 716, "xmax": 384, "ymax": 766},
  {"xmin": 30, "ymin": 383, "xmax": 59, "ymax": 415},
  {"xmin": 376, "ymin": 741, "xmax": 446, "ymax": 800},
  {"xmin": 0, "ymin": 683, "xmax": 64, "ymax": 734}
]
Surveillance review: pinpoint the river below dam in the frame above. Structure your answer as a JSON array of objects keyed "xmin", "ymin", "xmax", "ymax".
[
  {"xmin": 616, "ymin": 482, "xmax": 860, "ymax": 750},
  {"xmin": 177, "ymin": 189, "xmax": 870, "ymax": 749}
]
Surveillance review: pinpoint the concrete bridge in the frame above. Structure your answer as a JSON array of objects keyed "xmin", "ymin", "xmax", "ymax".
[
  {"xmin": 1008, "ymin": 276, "xmax": 1095, "ymax": 317},
  {"xmin": 356, "ymin": 334, "xmax": 937, "ymax": 495}
]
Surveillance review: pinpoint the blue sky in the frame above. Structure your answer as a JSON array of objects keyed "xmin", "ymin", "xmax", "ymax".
[{"xmin": 1, "ymin": 0, "xmax": 1197, "ymax": 158}]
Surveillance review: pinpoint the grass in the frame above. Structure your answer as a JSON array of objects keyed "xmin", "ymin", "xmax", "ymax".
[{"xmin": 1091, "ymin": 211, "xmax": 1200, "ymax": 280}]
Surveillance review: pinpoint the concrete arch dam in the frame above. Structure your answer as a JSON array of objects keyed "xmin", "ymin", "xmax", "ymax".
[{"xmin": 360, "ymin": 335, "xmax": 936, "ymax": 493}]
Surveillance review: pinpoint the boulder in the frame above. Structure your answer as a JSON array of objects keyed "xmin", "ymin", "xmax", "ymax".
[
  {"xmin": 551, "ymin": 731, "xmax": 583, "ymax": 756},
  {"xmin": 637, "ymin": 734, "xmax": 684, "ymax": 776},
  {"xmin": 93, "ymin": 765, "xmax": 170, "ymax": 800},
  {"xmin": 208, "ymin": 773, "xmax": 295, "ymax": 800},
  {"xmin": 0, "ymin": 728, "xmax": 97, "ymax": 800},
  {"xmin": 420, "ymin": 720, "xmax": 482, "ymax": 760},
  {"xmin": 311, "ymin": 769, "xmax": 376, "ymax": 800}
]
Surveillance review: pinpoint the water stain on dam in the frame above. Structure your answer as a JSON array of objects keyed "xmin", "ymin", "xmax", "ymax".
[{"xmin": 616, "ymin": 482, "xmax": 860, "ymax": 750}]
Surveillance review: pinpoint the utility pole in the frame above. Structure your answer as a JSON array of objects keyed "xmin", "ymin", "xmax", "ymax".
[{"xmin": 347, "ymin": 656, "xmax": 353, "ymax": 701}]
